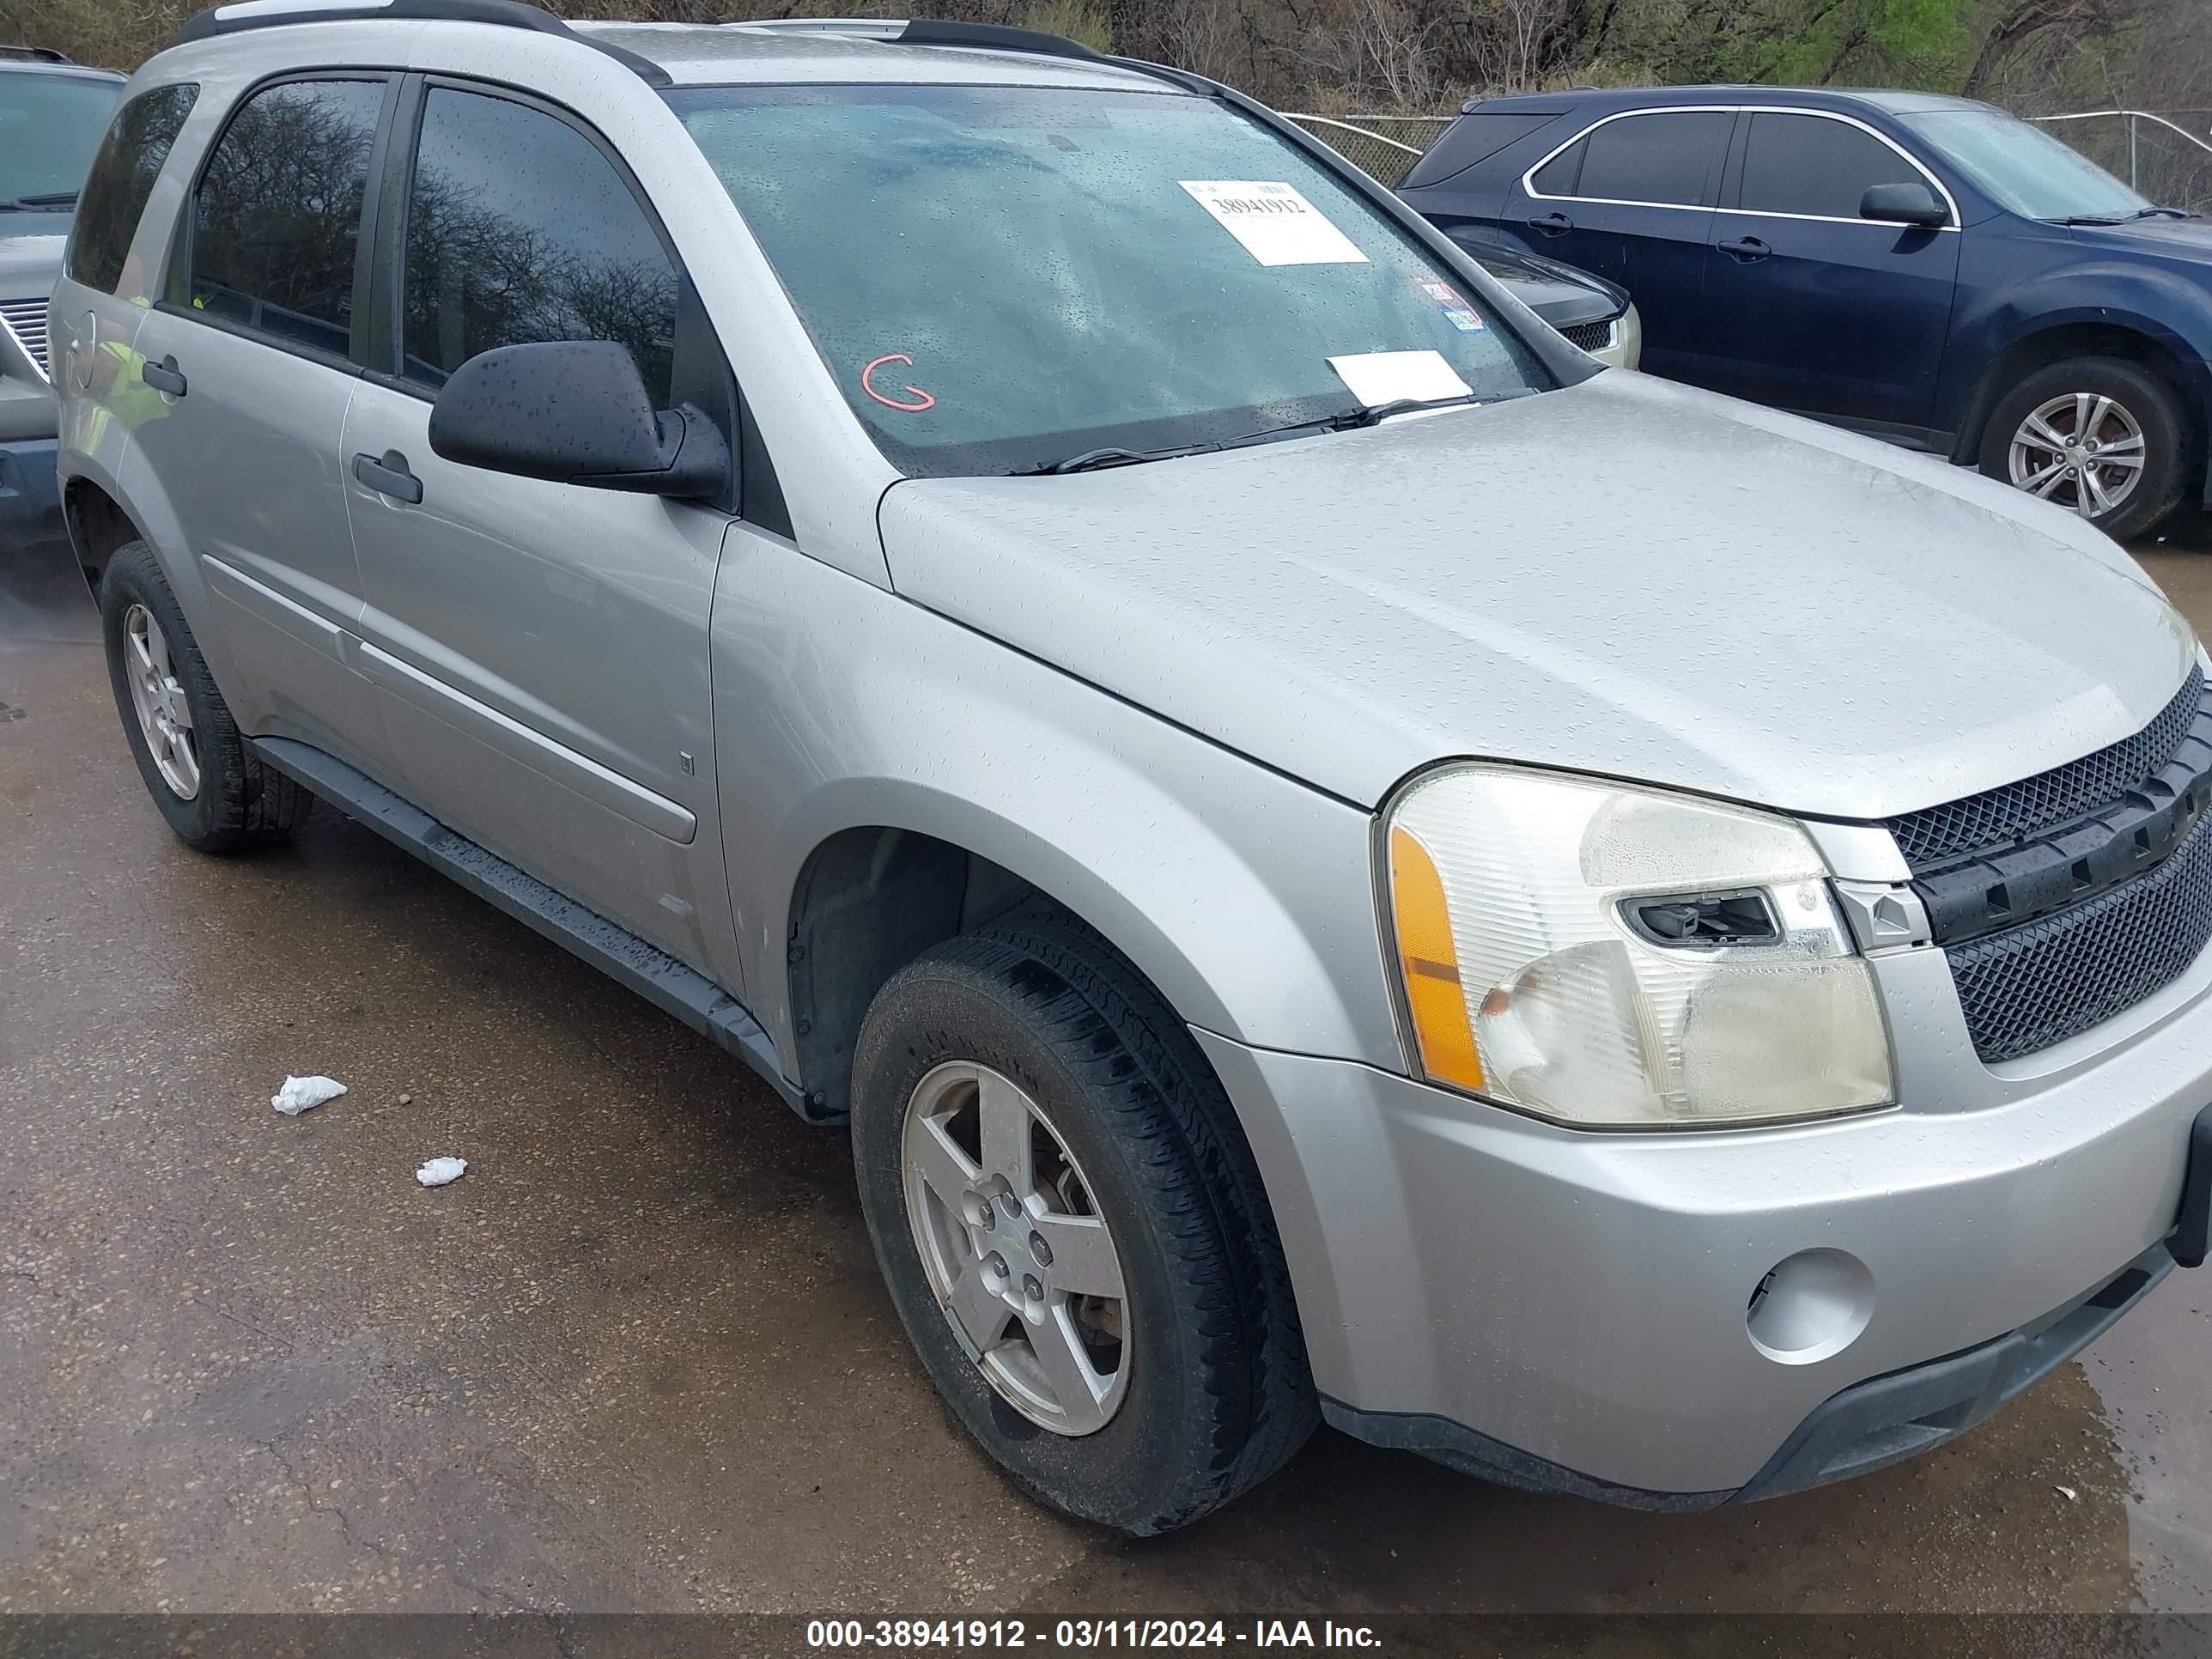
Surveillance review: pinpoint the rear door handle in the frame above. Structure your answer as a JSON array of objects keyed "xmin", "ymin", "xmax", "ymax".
[
  {"xmin": 141, "ymin": 355, "xmax": 186, "ymax": 397},
  {"xmin": 1718, "ymin": 235, "xmax": 1771, "ymax": 263},
  {"xmin": 1528, "ymin": 210, "xmax": 1574, "ymax": 236},
  {"xmin": 352, "ymin": 449, "xmax": 423, "ymax": 505}
]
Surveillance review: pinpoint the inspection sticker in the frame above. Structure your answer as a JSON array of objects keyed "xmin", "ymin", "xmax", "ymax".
[
  {"xmin": 1416, "ymin": 277, "xmax": 1486, "ymax": 331},
  {"xmin": 1180, "ymin": 181, "xmax": 1369, "ymax": 266}
]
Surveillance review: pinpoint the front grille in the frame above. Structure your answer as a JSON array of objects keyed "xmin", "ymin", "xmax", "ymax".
[
  {"xmin": 1890, "ymin": 665, "xmax": 2206, "ymax": 871},
  {"xmin": 1559, "ymin": 319, "xmax": 1613, "ymax": 353},
  {"xmin": 0, "ymin": 297, "xmax": 49, "ymax": 381},
  {"xmin": 1949, "ymin": 805, "xmax": 2212, "ymax": 1062}
]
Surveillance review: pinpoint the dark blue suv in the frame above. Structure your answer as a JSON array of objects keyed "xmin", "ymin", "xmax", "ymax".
[{"xmin": 1399, "ymin": 87, "xmax": 2212, "ymax": 539}]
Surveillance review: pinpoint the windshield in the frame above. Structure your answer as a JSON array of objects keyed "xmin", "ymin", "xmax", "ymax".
[
  {"xmin": 670, "ymin": 84, "xmax": 1552, "ymax": 477},
  {"xmin": 0, "ymin": 72, "xmax": 122, "ymax": 207},
  {"xmin": 1899, "ymin": 108, "xmax": 2153, "ymax": 222}
]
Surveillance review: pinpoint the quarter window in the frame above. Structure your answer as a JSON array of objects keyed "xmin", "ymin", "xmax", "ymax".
[
  {"xmin": 1533, "ymin": 111, "xmax": 1730, "ymax": 207},
  {"xmin": 1738, "ymin": 112, "xmax": 1935, "ymax": 221},
  {"xmin": 183, "ymin": 78, "xmax": 386, "ymax": 356},
  {"xmin": 399, "ymin": 88, "xmax": 678, "ymax": 405},
  {"xmin": 68, "ymin": 83, "xmax": 198, "ymax": 295}
]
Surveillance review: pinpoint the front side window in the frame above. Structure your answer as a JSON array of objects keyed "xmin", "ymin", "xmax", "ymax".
[
  {"xmin": 1738, "ymin": 113, "xmax": 1934, "ymax": 220},
  {"xmin": 673, "ymin": 84, "xmax": 1552, "ymax": 478},
  {"xmin": 67, "ymin": 82, "xmax": 195, "ymax": 295},
  {"xmin": 183, "ymin": 77, "xmax": 385, "ymax": 356},
  {"xmin": 1899, "ymin": 107, "xmax": 2152, "ymax": 222},
  {"xmin": 1532, "ymin": 111, "xmax": 1730, "ymax": 207},
  {"xmin": 399, "ymin": 88, "xmax": 679, "ymax": 404}
]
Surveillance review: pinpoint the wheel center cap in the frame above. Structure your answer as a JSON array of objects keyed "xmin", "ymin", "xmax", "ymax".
[{"xmin": 969, "ymin": 1190, "xmax": 1050, "ymax": 1313}]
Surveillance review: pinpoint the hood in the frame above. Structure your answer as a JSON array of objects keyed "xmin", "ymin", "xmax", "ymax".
[
  {"xmin": 878, "ymin": 371, "xmax": 2194, "ymax": 817},
  {"xmin": 0, "ymin": 228, "xmax": 67, "ymax": 301},
  {"xmin": 1476, "ymin": 259, "xmax": 1620, "ymax": 331},
  {"xmin": 2069, "ymin": 216, "xmax": 2212, "ymax": 259}
]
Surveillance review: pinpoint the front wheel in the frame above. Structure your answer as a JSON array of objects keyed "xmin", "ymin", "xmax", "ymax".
[
  {"xmin": 1978, "ymin": 356, "xmax": 2192, "ymax": 541},
  {"xmin": 850, "ymin": 920, "xmax": 1316, "ymax": 1534}
]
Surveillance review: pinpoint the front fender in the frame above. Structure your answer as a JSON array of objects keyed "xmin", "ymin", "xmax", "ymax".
[
  {"xmin": 708, "ymin": 527, "xmax": 1405, "ymax": 1082},
  {"xmin": 1942, "ymin": 264, "xmax": 2212, "ymax": 444}
]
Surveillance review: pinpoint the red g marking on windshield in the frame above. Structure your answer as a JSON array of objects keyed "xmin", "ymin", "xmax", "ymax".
[{"xmin": 861, "ymin": 354, "xmax": 936, "ymax": 412}]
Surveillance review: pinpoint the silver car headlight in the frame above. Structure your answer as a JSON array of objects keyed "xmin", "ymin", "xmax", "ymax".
[{"xmin": 1382, "ymin": 764, "xmax": 1893, "ymax": 1129}]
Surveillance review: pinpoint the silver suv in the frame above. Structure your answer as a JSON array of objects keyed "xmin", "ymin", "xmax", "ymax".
[{"xmin": 54, "ymin": 2, "xmax": 2212, "ymax": 1535}]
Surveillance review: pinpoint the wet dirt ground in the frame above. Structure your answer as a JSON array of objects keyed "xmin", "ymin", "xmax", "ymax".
[{"xmin": 4, "ymin": 516, "xmax": 2212, "ymax": 1639}]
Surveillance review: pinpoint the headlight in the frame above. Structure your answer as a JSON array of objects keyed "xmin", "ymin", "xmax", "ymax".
[{"xmin": 1382, "ymin": 765, "xmax": 1892, "ymax": 1129}]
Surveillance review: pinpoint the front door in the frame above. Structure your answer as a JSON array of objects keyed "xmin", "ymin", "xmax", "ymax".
[
  {"xmin": 1515, "ymin": 107, "xmax": 1734, "ymax": 381},
  {"xmin": 340, "ymin": 79, "xmax": 737, "ymax": 978},
  {"xmin": 125, "ymin": 74, "xmax": 393, "ymax": 771},
  {"xmin": 1699, "ymin": 110, "xmax": 1962, "ymax": 434}
]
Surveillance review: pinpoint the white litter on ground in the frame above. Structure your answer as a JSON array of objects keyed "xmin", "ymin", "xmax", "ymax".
[
  {"xmin": 271, "ymin": 1075, "xmax": 348, "ymax": 1115},
  {"xmin": 2057, "ymin": 1485, "xmax": 2078, "ymax": 1502},
  {"xmin": 416, "ymin": 1156, "xmax": 468, "ymax": 1188}
]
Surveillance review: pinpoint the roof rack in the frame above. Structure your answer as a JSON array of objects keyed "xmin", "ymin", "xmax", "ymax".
[
  {"xmin": 0, "ymin": 44, "xmax": 72, "ymax": 62},
  {"xmin": 169, "ymin": 0, "xmax": 672, "ymax": 85}
]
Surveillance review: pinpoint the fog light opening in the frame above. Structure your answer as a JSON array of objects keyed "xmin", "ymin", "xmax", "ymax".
[{"xmin": 1746, "ymin": 1249, "xmax": 1875, "ymax": 1365}]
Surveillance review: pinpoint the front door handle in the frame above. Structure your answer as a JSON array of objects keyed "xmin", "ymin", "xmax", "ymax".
[
  {"xmin": 1718, "ymin": 235, "xmax": 1771, "ymax": 263},
  {"xmin": 141, "ymin": 355, "xmax": 186, "ymax": 397},
  {"xmin": 1528, "ymin": 210, "xmax": 1574, "ymax": 236},
  {"xmin": 353, "ymin": 449, "xmax": 423, "ymax": 505}
]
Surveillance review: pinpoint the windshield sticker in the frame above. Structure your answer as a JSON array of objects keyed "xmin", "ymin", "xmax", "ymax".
[
  {"xmin": 1179, "ymin": 181, "xmax": 1370, "ymax": 267},
  {"xmin": 1327, "ymin": 350, "xmax": 1474, "ymax": 407},
  {"xmin": 1415, "ymin": 278, "xmax": 1486, "ymax": 332},
  {"xmin": 861, "ymin": 353, "xmax": 936, "ymax": 412}
]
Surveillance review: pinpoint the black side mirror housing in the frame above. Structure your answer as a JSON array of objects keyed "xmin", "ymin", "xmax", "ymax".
[
  {"xmin": 1860, "ymin": 181, "xmax": 1948, "ymax": 228},
  {"xmin": 427, "ymin": 339, "xmax": 730, "ymax": 499}
]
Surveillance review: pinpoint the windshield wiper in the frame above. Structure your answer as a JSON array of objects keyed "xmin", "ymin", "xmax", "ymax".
[
  {"xmin": 2048, "ymin": 207, "xmax": 2193, "ymax": 226},
  {"xmin": 1224, "ymin": 393, "xmax": 1482, "ymax": 450},
  {"xmin": 1012, "ymin": 394, "xmax": 1481, "ymax": 476},
  {"xmin": 1010, "ymin": 440, "xmax": 1222, "ymax": 476},
  {"xmin": 0, "ymin": 191, "xmax": 79, "ymax": 211}
]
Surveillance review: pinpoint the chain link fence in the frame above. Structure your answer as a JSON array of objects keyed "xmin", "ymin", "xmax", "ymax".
[
  {"xmin": 1283, "ymin": 113, "xmax": 1455, "ymax": 185},
  {"xmin": 2034, "ymin": 110, "xmax": 2212, "ymax": 215}
]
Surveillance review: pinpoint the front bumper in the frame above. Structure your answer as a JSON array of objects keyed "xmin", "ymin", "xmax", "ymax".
[
  {"xmin": 0, "ymin": 438, "xmax": 64, "ymax": 557},
  {"xmin": 1194, "ymin": 927, "xmax": 2212, "ymax": 1503}
]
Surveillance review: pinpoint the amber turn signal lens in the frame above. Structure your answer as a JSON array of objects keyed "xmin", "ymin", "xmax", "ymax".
[{"xmin": 1388, "ymin": 824, "xmax": 1486, "ymax": 1091}]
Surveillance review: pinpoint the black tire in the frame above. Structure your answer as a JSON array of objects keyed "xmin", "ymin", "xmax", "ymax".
[
  {"xmin": 1978, "ymin": 355, "xmax": 2193, "ymax": 542},
  {"xmin": 100, "ymin": 540, "xmax": 312, "ymax": 852},
  {"xmin": 851, "ymin": 916, "xmax": 1316, "ymax": 1534}
]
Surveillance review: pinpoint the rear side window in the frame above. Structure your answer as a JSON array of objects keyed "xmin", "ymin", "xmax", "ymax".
[
  {"xmin": 1737, "ymin": 112, "xmax": 1935, "ymax": 220},
  {"xmin": 1532, "ymin": 111, "xmax": 1730, "ymax": 207},
  {"xmin": 68, "ymin": 83, "xmax": 198, "ymax": 295},
  {"xmin": 398, "ymin": 87, "xmax": 678, "ymax": 405},
  {"xmin": 184, "ymin": 77, "xmax": 386, "ymax": 356},
  {"xmin": 1403, "ymin": 111, "xmax": 1561, "ymax": 190}
]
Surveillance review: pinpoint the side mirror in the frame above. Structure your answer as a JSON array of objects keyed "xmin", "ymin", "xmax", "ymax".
[
  {"xmin": 1860, "ymin": 181, "xmax": 1948, "ymax": 228},
  {"xmin": 427, "ymin": 339, "xmax": 729, "ymax": 499}
]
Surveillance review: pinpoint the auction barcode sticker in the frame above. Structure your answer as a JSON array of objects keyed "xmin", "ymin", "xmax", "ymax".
[{"xmin": 1180, "ymin": 180, "xmax": 1370, "ymax": 266}]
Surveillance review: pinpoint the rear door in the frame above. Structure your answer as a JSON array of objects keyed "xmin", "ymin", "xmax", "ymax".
[
  {"xmin": 1699, "ymin": 109, "xmax": 1961, "ymax": 433},
  {"xmin": 125, "ymin": 74, "xmax": 395, "ymax": 771},
  {"xmin": 1515, "ymin": 107, "xmax": 1733, "ymax": 380}
]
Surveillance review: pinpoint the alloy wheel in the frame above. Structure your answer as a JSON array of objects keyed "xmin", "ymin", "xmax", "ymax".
[
  {"xmin": 901, "ymin": 1061, "xmax": 1130, "ymax": 1435},
  {"xmin": 2008, "ymin": 391, "xmax": 2148, "ymax": 522},
  {"xmin": 122, "ymin": 604, "xmax": 200, "ymax": 799}
]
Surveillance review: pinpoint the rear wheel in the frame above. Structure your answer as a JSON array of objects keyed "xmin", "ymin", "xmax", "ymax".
[
  {"xmin": 1979, "ymin": 356, "xmax": 2191, "ymax": 541},
  {"xmin": 100, "ymin": 540, "xmax": 311, "ymax": 852},
  {"xmin": 850, "ymin": 918, "xmax": 1316, "ymax": 1534}
]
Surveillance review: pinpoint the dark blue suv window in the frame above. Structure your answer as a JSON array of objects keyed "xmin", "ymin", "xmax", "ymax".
[
  {"xmin": 1533, "ymin": 111, "xmax": 1729, "ymax": 206},
  {"xmin": 1738, "ymin": 113, "xmax": 1931, "ymax": 221}
]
